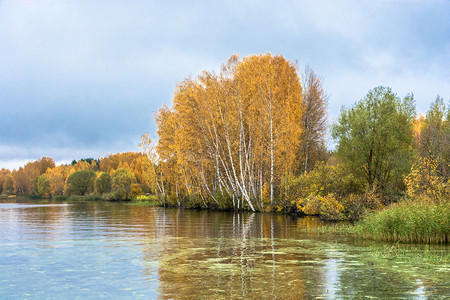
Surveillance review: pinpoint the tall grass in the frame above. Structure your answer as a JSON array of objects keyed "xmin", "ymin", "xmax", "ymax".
[{"xmin": 354, "ymin": 199, "xmax": 449, "ymax": 243}]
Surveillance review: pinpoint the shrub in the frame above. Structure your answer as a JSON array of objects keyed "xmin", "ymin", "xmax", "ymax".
[
  {"xmin": 101, "ymin": 191, "xmax": 120, "ymax": 201},
  {"xmin": 319, "ymin": 194, "xmax": 345, "ymax": 221},
  {"xmin": 287, "ymin": 160, "xmax": 378, "ymax": 220},
  {"xmin": 283, "ymin": 161, "xmax": 364, "ymax": 204},
  {"xmin": 299, "ymin": 195, "xmax": 321, "ymax": 215},
  {"xmin": 66, "ymin": 169, "xmax": 96, "ymax": 195},
  {"xmin": 95, "ymin": 172, "xmax": 111, "ymax": 194},
  {"xmin": 405, "ymin": 157, "xmax": 449, "ymax": 202},
  {"xmin": 296, "ymin": 194, "xmax": 345, "ymax": 221},
  {"xmin": 135, "ymin": 194, "xmax": 158, "ymax": 202}
]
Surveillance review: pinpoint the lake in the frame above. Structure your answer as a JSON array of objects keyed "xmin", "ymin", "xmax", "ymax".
[{"xmin": 0, "ymin": 198, "xmax": 448, "ymax": 299}]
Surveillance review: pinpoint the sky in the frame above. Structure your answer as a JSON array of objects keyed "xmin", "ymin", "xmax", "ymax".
[{"xmin": 1, "ymin": 0, "xmax": 449, "ymax": 170}]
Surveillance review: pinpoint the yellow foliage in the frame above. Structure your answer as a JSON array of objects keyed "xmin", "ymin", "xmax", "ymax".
[
  {"xmin": 130, "ymin": 184, "xmax": 143, "ymax": 198},
  {"xmin": 297, "ymin": 194, "xmax": 345, "ymax": 220},
  {"xmin": 262, "ymin": 183, "xmax": 270, "ymax": 202},
  {"xmin": 319, "ymin": 194, "xmax": 345, "ymax": 221},
  {"xmin": 149, "ymin": 53, "xmax": 305, "ymax": 210},
  {"xmin": 405, "ymin": 157, "xmax": 449, "ymax": 202},
  {"xmin": 300, "ymin": 195, "xmax": 321, "ymax": 215},
  {"xmin": 412, "ymin": 114, "xmax": 424, "ymax": 142},
  {"xmin": 361, "ymin": 184, "xmax": 384, "ymax": 210},
  {"xmin": 45, "ymin": 165, "xmax": 71, "ymax": 196}
]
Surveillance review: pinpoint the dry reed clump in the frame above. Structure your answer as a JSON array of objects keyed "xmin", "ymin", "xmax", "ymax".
[{"xmin": 355, "ymin": 198, "xmax": 449, "ymax": 244}]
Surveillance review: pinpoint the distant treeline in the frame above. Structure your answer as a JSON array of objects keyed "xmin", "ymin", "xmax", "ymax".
[{"xmin": 0, "ymin": 152, "xmax": 153, "ymax": 201}]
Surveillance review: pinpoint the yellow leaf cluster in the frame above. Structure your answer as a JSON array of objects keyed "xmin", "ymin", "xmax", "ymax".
[{"xmin": 405, "ymin": 157, "xmax": 449, "ymax": 202}]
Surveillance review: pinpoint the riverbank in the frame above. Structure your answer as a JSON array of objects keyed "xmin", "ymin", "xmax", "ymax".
[
  {"xmin": 306, "ymin": 198, "xmax": 449, "ymax": 244},
  {"xmin": 0, "ymin": 194, "xmax": 159, "ymax": 206},
  {"xmin": 354, "ymin": 199, "xmax": 449, "ymax": 243},
  {"xmin": 3, "ymin": 193, "xmax": 448, "ymax": 244}
]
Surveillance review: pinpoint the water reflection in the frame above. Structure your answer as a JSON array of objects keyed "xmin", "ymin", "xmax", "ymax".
[
  {"xmin": 151, "ymin": 210, "xmax": 317, "ymax": 298},
  {"xmin": 0, "ymin": 199, "xmax": 448, "ymax": 299}
]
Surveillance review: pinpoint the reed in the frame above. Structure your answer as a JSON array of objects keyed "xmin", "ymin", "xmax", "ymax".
[{"xmin": 354, "ymin": 199, "xmax": 449, "ymax": 244}]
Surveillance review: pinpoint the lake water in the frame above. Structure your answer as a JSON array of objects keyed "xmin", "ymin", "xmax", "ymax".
[{"xmin": 0, "ymin": 198, "xmax": 448, "ymax": 299}]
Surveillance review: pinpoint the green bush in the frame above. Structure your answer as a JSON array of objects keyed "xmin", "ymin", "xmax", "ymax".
[
  {"xmin": 32, "ymin": 175, "xmax": 50, "ymax": 198},
  {"xmin": 283, "ymin": 161, "xmax": 364, "ymax": 203},
  {"xmin": 67, "ymin": 169, "xmax": 96, "ymax": 195},
  {"xmin": 95, "ymin": 172, "xmax": 111, "ymax": 194},
  {"xmin": 101, "ymin": 191, "xmax": 119, "ymax": 201},
  {"xmin": 111, "ymin": 168, "xmax": 135, "ymax": 200}
]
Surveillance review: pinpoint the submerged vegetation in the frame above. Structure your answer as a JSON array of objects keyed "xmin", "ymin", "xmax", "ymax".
[{"xmin": 369, "ymin": 243, "xmax": 450, "ymax": 266}]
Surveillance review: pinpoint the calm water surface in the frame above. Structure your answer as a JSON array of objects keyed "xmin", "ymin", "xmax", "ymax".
[{"xmin": 0, "ymin": 198, "xmax": 448, "ymax": 299}]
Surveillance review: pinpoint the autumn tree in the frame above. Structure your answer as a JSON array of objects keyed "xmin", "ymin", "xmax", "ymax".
[
  {"xmin": 98, "ymin": 152, "xmax": 151, "ymax": 192},
  {"xmin": 37, "ymin": 157, "xmax": 55, "ymax": 174},
  {"xmin": 45, "ymin": 164, "xmax": 72, "ymax": 196},
  {"xmin": 0, "ymin": 169, "xmax": 11, "ymax": 194},
  {"xmin": 111, "ymin": 168, "xmax": 136, "ymax": 200},
  {"xmin": 139, "ymin": 133, "xmax": 167, "ymax": 204},
  {"xmin": 148, "ymin": 54, "xmax": 305, "ymax": 210},
  {"xmin": 331, "ymin": 86, "xmax": 415, "ymax": 195},
  {"xmin": 234, "ymin": 54, "xmax": 303, "ymax": 206},
  {"xmin": 298, "ymin": 66, "xmax": 328, "ymax": 173},
  {"xmin": 3, "ymin": 174, "xmax": 14, "ymax": 194},
  {"xmin": 8, "ymin": 157, "xmax": 55, "ymax": 195},
  {"xmin": 415, "ymin": 97, "xmax": 449, "ymax": 183},
  {"xmin": 32, "ymin": 175, "xmax": 50, "ymax": 197},
  {"xmin": 1, "ymin": 170, "xmax": 13, "ymax": 195},
  {"xmin": 11, "ymin": 166, "xmax": 36, "ymax": 195},
  {"xmin": 406, "ymin": 97, "xmax": 450, "ymax": 199}
]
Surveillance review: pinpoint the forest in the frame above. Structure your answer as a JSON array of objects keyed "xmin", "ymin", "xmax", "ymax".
[
  {"xmin": 0, "ymin": 152, "xmax": 154, "ymax": 201},
  {"xmin": 1, "ymin": 54, "xmax": 449, "ymax": 228}
]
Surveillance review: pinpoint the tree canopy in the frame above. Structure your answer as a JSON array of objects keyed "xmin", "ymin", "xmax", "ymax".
[
  {"xmin": 146, "ymin": 53, "xmax": 309, "ymax": 210},
  {"xmin": 66, "ymin": 169, "xmax": 96, "ymax": 195},
  {"xmin": 331, "ymin": 86, "xmax": 415, "ymax": 194}
]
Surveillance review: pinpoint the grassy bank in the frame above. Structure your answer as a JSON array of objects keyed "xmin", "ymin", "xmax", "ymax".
[
  {"xmin": 354, "ymin": 200, "xmax": 449, "ymax": 243},
  {"xmin": 304, "ymin": 198, "xmax": 449, "ymax": 244}
]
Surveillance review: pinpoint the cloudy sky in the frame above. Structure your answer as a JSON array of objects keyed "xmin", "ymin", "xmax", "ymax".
[{"xmin": 1, "ymin": 0, "xmax": 449, "ymax": 170}]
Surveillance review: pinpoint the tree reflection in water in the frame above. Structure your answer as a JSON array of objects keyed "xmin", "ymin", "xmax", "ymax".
[{"xmin": 0, "ymin": 200, "xmax": 447, "ymax": 299}]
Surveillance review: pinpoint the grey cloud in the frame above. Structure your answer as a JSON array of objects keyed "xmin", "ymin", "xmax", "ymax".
[{"xmin": 0, "ymin": 0, "xmax": 449, "ymax": 169}]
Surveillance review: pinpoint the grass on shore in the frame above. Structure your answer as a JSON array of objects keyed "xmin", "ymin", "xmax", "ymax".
[
  {"xmin": 307, "ymin": 198, "xmax": 449, "ymax": 244},
  {"xmin": 354, "ymin": 199, "xmax": 449, "ymax": 244},
  {"xmin": 127, "ymin": 194, "xmax": 159, "ymax": 206}
]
